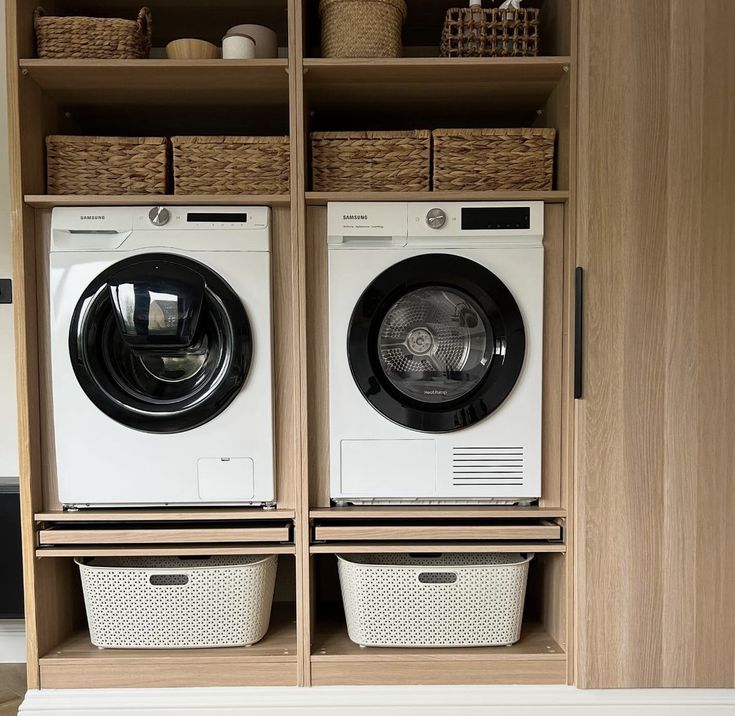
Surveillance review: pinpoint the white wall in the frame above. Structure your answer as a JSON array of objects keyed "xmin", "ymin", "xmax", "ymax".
[{"xmin": 0, "ymin": 4, "xmax": 19, "ymax": 480}]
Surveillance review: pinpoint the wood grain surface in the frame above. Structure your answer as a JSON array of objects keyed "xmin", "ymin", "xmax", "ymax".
[{"xmin": 575, "ymin": 0, "xmax": 735, "ymax": 689}]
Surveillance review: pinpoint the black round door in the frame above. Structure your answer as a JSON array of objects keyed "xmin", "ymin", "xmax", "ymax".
[
  {"xmin": 347, "ymin": 254, "xmax": 525, "ymax": 433},
  {"xmin": 69, "ymin": 253, "xmax": 252, "ymax": 434}
]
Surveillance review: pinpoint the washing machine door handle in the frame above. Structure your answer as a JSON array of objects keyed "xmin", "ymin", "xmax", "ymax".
[{"xmin": 107, "ymin": 259, "xmax": 205, "ymax": 349}]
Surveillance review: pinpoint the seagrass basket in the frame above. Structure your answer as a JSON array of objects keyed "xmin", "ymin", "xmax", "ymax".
[
  {"xmin": 432, "ymin": 128, "xmax": 555, "ymax": 191},
  {"xmin": 440, "ymin": 7, "xmax": 540, "ymax": 58},
  {"xmin": 311, "ymin": 130, "xmax": 430, "ymax": 192},
  {"xmin": 171, "ymin": 136, "xmax": 290, "ymax": 195},
  {"xmin": 34, "ymin": 6, "xmax": 152, "ymax": 59},
  {"xmin": 319, "ymin": 0, "xmax": 407, "ymax": 58},
  {"xmin": 46, "ymin": 136, "xmax": 168, "ymax": 195}
]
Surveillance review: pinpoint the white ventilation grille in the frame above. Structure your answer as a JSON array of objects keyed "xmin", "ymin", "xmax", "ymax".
[{"xmin": 452, "ymin": 446, "xmax": 524, "ymax": 487}]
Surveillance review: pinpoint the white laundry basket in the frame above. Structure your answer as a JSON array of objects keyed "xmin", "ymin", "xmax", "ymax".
[
  {"xmin": 76, "ymin": 555, "xmax": 277, "ymax": 649},
  {"xmin": 337, "ymin": 552, "xmax": 533, "ymax": 648}
]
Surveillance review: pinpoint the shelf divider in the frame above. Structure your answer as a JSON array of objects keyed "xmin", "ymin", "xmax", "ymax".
[
  {"xmin": 25, "ymin": 194, "xmax": 291, "ymax": 208},
  {"xmin": 306, "ymin": 191, "xmax": 568, "ymax": 204}
]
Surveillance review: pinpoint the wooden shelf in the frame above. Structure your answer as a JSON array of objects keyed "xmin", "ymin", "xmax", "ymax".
[
  {"xmin": 304, "ymin": 57, "xmax": 570, "ymax": 118},
  {"xmin": 19, "ymin": 59, "xmax": 290, "ymax": 108},
  {"xmin": 36, "ymin": 543, "xmax": 296, "ymax": 558},
  {"xmin": 39, "ymin": 604, "xmax": 298, "ymax": 688},
  {"xmin": 310, "ymin": 619, "xmax": 565, "ymax": 686},
  {"xmin": 310, "ymin": 506, "xmax": 565, "ymax": 520},
  {"xmin": 310, "ymin": 541, "xmax": 565, "ymax": 554},
  {"xmin": 36, "ymin": 508, "xmax": 295, "ymax": 522},
  {"xmin": 25, "ymin": 194, "xmax": 291, "ymax": 208},
  {"xmin": 307, "ymin": 191, "xmax": 569, "ymax": 204}
]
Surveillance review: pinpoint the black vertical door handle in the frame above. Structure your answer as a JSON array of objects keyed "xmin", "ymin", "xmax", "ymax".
[
  {"xmin": 574, "ymin": 267, "xmax": 583, "ymax": 399},
  {"xmin": 0, "ymin": 278, "xmax": 12, "ymax": 304}
]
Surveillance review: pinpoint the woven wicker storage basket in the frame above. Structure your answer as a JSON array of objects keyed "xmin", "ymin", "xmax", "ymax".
[
  {"xmin": 46, "ymin": 135, "xmax": 167, "ymax": 195},
  {"xmin": 172, "ymin": 136, "xmax": 290, "ymax": 195},
  {"xmin": 440, "ymin": 7, "xmax": 539, "ymax": 58},
  {"xmin": 319, "ymin": 0, "xmax": 407, "ymax": 58},
  {"xmin": 34, "ymin": 6, "xmax": 152, "ymax": 59},
  {"xmin": 311, "ymin": 130, "xmax": 430, "ymax": 192},
  {"xmin": 432, "ymin": 128, "xmax": 555, "ymax": 191}
]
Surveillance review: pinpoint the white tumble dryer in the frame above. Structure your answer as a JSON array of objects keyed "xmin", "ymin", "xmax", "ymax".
[
  {"xmin": 50, "ymin": 206, "xmax": 275, "ymax": 508},
  {"xmin": 328, "ymin": 202, "xmax": 544, "ymax": 505}
]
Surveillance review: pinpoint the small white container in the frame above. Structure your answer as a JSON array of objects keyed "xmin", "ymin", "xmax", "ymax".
[
  {"xmin": 76, "ymin": 555, "xmax": 277, "ymax": 649},
  {"xmin": 223, "ymin": 33, "xmax": 256, "ymax": 59},
  {"xmin": 224, "ymin": 24, "xmax": 278, "ymax": 58},
  {"xmin": 337, "ymin": 552, "xmax": 532, "ymax": 648}
]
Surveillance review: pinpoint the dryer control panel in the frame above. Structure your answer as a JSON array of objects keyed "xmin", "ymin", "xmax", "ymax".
[{"xmin": 328, "ymin": 202, "xmax": 544, "ymax": 248}]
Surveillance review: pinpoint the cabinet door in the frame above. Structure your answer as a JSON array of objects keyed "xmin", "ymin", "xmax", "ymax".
[{"xmin": 575, "ymin": 0, "xmax": 735, "ymax": 688}]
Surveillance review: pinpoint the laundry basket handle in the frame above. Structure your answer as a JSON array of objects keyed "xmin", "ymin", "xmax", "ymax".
[
  {"xmin": 417, "ymin": 572, "xmax": 458, "ymax": 584},
  {"xmin": 148, "ymin": 573, "xmax": 189, "ymax": 586}
]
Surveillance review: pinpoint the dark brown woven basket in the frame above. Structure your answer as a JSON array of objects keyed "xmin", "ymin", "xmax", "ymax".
[
  {"xmin": 432, "ymin": 128, "xmax": 555, "ymax": 191},
  {"xmin": 440, "ymin": 7, "xmax": 539, "ymax": 58},
  {"xmin": 34, "ymin": 6, "xmax": 152, "ymax": 59},
  {"xmin": 171, "ymin": 136, "xmax": 290, "ymax": 195},
  {"xmin": 46, "ymin": 136, "xmax": 168, "ymax": 195},
  {"xmin": 311, "ymin": 130, "xmax": 430, "ymax": 192},
  {"xmin": 319, "ymin": 0, "xmax": 407, "ymax": 58}
]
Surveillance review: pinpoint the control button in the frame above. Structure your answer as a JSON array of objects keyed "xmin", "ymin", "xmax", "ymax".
[
  {"xmin": 148, "ymin": 206, "xmax": 170, "ymax": 226},
  {"xmin": 426, "ymin": 208, "xmax": 447, "ymax": 230}
]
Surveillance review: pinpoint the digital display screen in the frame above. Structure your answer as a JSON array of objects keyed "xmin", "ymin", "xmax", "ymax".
[
  {"xmin": 461, "ymin": 207, "xmax": 530, "ymax": 231},
  {"xmin": 187, "ymin": 213, "xmax": 248, "ymax": 223}
]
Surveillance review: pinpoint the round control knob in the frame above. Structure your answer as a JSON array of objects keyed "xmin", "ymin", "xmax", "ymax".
[
  {"xmin": 148, "ymin": 206, "xmax": 170, "ymax": 226},
  {"xmin": 426, "ymin": 208, "xmax": 447, "ymax": 230}
]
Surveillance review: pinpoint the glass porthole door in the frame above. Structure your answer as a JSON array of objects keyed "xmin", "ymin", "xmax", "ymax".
[
  {"xmin": 69, "ymin": 253, "xmax": 252, "ymax": 434},
  {"xmin": 347, "ymin": 254, "xmax": 525, "ymax": 433}
]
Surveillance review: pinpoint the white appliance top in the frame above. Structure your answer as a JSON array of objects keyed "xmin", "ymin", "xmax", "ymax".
[
  {"xmin": 327, "ymin": 202, "xmax": 544, "ymax": 248},
  {"xmin": 50, "ymin": 206, "xmax": 271, "ymax": 252}
]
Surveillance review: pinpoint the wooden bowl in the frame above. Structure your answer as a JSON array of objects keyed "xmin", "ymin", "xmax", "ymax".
[{"xmin": 165, "ymin": 39, "xmax": 220, "ymax": 60}]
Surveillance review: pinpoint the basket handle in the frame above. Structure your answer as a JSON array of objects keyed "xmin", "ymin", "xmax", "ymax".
[
  {"xmin": 408, "ymin": 553, "xmax": 443, "ymax": 559},
  {"xmin": 149, "ymin": 574, "xmax": 189, "ymax": 586},
  {"xmin": 137, "ymin": 7, "xmax": 152, "ymax": 45},
  {"xmin": 33, "ymin": 6, "xmax": 45, "ymax": 28},
  {"xmin": 418, "ymin": 572, "xmax": 458, "ymax": 584}
]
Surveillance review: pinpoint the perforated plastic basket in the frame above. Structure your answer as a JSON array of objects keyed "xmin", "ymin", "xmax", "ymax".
[
  {"xmin": 337, "ymin": 552, "xmax": 532, "ymax": 647},
  {"xmin": 76, "ymin": 555, "xmax": 277, "ymax": 649}
]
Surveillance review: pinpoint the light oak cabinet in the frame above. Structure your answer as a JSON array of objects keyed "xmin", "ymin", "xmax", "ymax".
[
  {"xmin": 5, "ymin": 0, "xmax": 734, "ymax": 692},
  {"xmin": 575, "ymin": 0, "xmax": 735, "ymax": 688}
]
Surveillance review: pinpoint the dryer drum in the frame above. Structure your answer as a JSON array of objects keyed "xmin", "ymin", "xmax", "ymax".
[
  {"xmin": 69, "ymin": 253, "xmax": 252, "ymax": 434},
  {"xmin": 347, "ymin": 253, "xmax": 525, "ymax": 433},
  {"xmin": 377, "ymin": 286, "xmax": 492, "ymax": 404}
]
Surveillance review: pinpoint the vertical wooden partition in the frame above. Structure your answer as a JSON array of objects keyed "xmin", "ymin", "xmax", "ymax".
[{"xmin": 287, "ymin": 0, "xmax": 312, "ymax": 687}]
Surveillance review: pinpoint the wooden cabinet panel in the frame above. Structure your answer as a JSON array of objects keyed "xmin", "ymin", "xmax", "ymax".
[{"xmin": 575, "ymin": 0, "xmax": 735, "ymax": 688}]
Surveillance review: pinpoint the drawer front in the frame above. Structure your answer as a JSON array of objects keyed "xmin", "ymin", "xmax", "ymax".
[
  {"xmin": 313, "ymin": 522, "xmax": 561, "ymax": 542},
  {"xmin": 38, "ymin": 524, "xmax": 291, "ymax": 545}
]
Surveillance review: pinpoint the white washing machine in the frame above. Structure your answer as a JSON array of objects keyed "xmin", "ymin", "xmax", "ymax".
[
  {"xmin": 328, "ymin": 202, "xmax": 544, "ymax": 505},
  {"xmin": 50, "ymin": 206, "xmax": 275, "ymax": 508}
]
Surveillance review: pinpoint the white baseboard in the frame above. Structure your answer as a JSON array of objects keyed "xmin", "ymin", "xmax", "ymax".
[
  {"xmin": 18, "ymin": 685, "xmax": 735, "ymax": 715},
  {"xmin": 0, "ymin": 619, "xmax": 25, "ymax": 663}
]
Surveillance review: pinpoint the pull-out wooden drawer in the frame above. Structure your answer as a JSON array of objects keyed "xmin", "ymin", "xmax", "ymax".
[
  {"xmin": 38, "ymin": 522, "xmax": 291, "ymax": 546},
  {"xmin": 312, "ymin": 519, "xmax": 562, "ymax": 544},
  {"xmin": 35, "ymin": 513, "xmax": 294, "ymax": 556}
]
